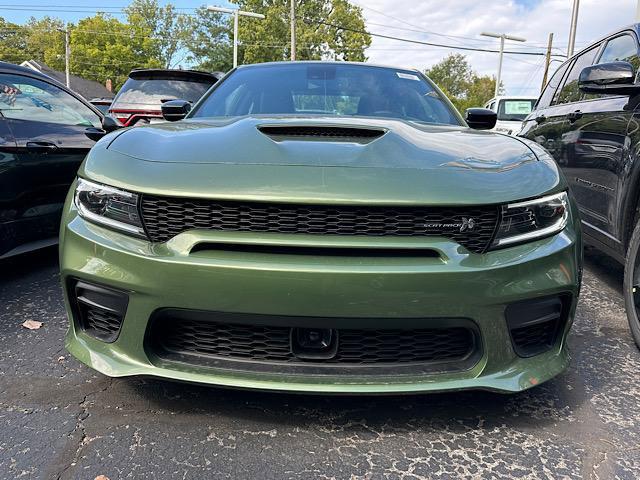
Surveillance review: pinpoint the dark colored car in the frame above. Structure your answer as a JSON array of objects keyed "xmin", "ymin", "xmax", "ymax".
[
  {"xmin": 0, "ymin": 61, "xmax": 105, "ymax": 258},
  {"xmin": 89, "ymin": 97, "xmax": 113, "ymax": 114},
  {"xmin": 108, "ymin": 69, "xmax": 221, "ymax": 127},
  {"xmin": 521, "ymin": 24, "xmax": 640, "ymax": 347}
]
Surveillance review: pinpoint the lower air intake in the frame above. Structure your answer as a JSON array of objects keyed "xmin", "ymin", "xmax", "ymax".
[
  {"xmin": 69, "ymin": 280, "xmax": 129, "ymax": 343},
  {"xmin": 505, "ymin": 295, "xmax": 571, "ymax": 357},
  {"xmin": 146, "ymin": 310, "xmax": 482, "ymax": 375}
]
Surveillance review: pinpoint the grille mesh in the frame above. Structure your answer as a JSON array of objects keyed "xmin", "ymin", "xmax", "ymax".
[
  {"xmin": 82, "ymin": 307, "xmax": 123, "ymax": 343},
  {"xmin": 150, "ymin": 317, "xmax": 476, "ymax": 366},
  {"xmin": 140, "ymin": 196, "xmax": 500, "ymax": 253},
  {"xmin": 510, "ymin": 321, "xmax": 558, "ymax": 357}
]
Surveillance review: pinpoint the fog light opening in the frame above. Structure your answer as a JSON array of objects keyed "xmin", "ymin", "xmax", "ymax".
[{"xmin": 69, "ymin": 279, "xmax": 129, "ymax": 343}]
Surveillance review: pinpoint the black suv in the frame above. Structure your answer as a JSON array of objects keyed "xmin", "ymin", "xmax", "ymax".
[{"xmin": 521, "ymin": 24, "xmax": 640, "ymax": 346}]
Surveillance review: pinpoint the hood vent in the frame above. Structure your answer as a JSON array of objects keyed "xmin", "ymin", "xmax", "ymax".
[{"xmin": 258, "ymin": 125, "xmax": 386, "ymax": 142}]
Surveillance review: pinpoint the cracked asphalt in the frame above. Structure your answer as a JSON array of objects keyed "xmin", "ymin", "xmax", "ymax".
[{"xmin": 1, "ymin": 246, "xmax": 640, "ymax": 480}]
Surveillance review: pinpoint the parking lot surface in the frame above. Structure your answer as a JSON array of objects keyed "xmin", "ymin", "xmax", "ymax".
[{"xmin": 1, "ymin": 246, "xmax": 639, "ymax": 480}]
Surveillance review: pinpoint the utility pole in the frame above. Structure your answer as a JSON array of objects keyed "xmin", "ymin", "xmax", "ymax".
[
  {"xmin": 290, "ymin": 0, "xmax": 296, "ymax": 61},
  {"xmin": 567, "ymin": 0, "xmax": 580, "ymax": 57},
  {"xmin": 636, "ymin": 0, "xmax": 640, "ymax": 20},
  {"xmin": 57, "ymin": 26, "xmax": 71, "ymax": 88},
  {"xmin": 481, "ymin": 32, "xmax": 526, "ymax": 97},
  {"xmin": 207, "ymin": 5, "xmax": 265, "ymax": 68},
  {"xmin": 64, "ymin": 28, "xmax": 70, "ymax": 88},
  {"xmin": 541, "ymin": 32, "xmax": 554, "ymax": 93}
]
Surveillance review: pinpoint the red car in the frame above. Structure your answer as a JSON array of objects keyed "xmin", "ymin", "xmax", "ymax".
[{"xmin": 108, "ymin": 69, "xmax": 221, "ymax": 127}]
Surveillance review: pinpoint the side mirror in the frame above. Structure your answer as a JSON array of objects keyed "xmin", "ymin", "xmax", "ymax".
[
  {"xmin": 101, "ymin": 115, "xmax": 122, "ymax": 132},
  {"xmin": 465, "ymin": 108, "xmax": 497, "ymax": 130},
  {"xmin": 579, "ymin": 61, "xmax": 640, "ymax": 95},
  {"xmin": 161, "ymin": 99, "xmax": 192, "ymax": 122}
]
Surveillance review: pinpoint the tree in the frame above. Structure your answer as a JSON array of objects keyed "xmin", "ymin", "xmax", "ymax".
[
  {"xmin": 425, "ymin": 54, "xmax": 498, "ymax": 113},
  {"xmin": 188, "ymin": 0, "xmax": 371, "ymax": 70},
  {"xmin": 125, "ymin": 0, "xmax": 193, "ymax": 68},
  {"xmin": 0, "ymin": 16, "xmax": 64, "ymax": 67},
  {"xmin": 187, "ymin": 7, "xmax": 233, "ymax": 73},
  {"xmin": 69, "ymin": 14, "xmax": 161, "ymax": 90}
]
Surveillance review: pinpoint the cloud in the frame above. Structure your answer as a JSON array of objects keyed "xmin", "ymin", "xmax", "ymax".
[{"xmin": 356, "ymin": 0, "xmax": 635, "ymax": 97}]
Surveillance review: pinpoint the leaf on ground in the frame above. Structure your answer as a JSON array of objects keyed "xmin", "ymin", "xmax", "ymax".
[
  {"xmin": 57, "ymin": 356, "xmax": 65, "ymax": 362},
  {"xmin": 22, "ymin": 320, "xmax": 43, "ymax": 330},
  {"xmin": 95, "ymin": 476, "xmax": 110, "ymax": 480}
]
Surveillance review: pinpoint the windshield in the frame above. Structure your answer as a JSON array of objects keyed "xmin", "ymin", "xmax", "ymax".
[
  {"xmin": 112, "ymin": 76, "xmax": 215, "ymax": 109},
  {"xmin": 191, "ymin": 63, "xmax": 461, "ymax": 125},
  {"xmin": 497, "ymin": 99, "xmax": 536, "ymax": 121}
]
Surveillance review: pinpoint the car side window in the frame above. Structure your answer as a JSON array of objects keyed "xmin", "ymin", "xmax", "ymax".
[
  {"xmin": 598, "ymin": 33, "xmax": 640, "ymax": 72},
  {"xmin": 0, "ymin": 73, "xmax": 101, "ymax": 128},
  {"xmin": 536, "ymin": 62, "xmax": 570, "ymax": 109},
  {"xmin": 554, "ymin": 46, "xmax": 600, "ymax": 105}
]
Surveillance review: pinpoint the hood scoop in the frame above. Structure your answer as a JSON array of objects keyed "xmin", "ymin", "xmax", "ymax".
[{"xmin": 257, "ymin": 125, "xmax": 386, "ymax": 143}]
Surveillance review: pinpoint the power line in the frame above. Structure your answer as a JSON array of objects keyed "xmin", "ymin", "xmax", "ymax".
[{"xmin": 306, "ymin": 18, "xmax": 566, "ymax": 58}]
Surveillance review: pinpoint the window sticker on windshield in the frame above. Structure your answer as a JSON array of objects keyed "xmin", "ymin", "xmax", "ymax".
[
  {"xmin": 396, "ymin": 72, "xmax": 420, "ymax": 81},
  {"xmin": 504, "ymin": 101, "xmax": 532, "ymax": 115}
]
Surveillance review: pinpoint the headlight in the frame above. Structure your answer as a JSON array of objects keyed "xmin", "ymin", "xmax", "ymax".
[
  {"xmin": 492, "ymin": 192, "xmax": 569, "ymax": 248},
  {"xmin": 74, "ymin": 178, "xmax": 146, "ymax": 237}
]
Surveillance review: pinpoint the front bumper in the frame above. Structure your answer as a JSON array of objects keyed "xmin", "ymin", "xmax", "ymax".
[{"xmin": 60, "ymin": 203, "xmax": 581, "ymax": 394}]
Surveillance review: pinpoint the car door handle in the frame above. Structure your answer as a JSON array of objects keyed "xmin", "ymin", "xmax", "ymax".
[
  {"xmin": 26, "ymin": 141, "xmax": 58, "ymax": 153},
  {"xmin": 535, "ymin": 115, "xmax": 546, "ymax": 124},
  {"xmin": 567, "ymin": 110, "xmax": 583, "ymax": 123}
]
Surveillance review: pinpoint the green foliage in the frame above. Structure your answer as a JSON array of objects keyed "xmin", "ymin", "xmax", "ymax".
[
  {"xmin": 125, "ymin": 0, "xmax": 193, "ymax": 68},
  {"xmin": 69, "ymin": 14, "xmax": 161, "ymax": 89},
  {"xmin": 425, "ymin": 54, "xmax": 498, "ymax": 113},
  {"xmin": 229, "ymin": 0, "xmax": 371, "ymax": 64},
  {"xmin": 0, "ymin": 16, "xmax": 64, "ymax": 67},
  {"xmin": 186, "ymin": 7, "xmax": 234, "ymax": 73}
]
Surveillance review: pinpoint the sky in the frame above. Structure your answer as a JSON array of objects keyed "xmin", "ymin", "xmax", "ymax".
[{"xmin": 1, "ymin": 0, "xmax": 637, "ymax": 96}]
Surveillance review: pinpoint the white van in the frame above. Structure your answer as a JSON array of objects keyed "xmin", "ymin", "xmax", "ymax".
[{"xmin": 483, "ymin": 96, "xmax": 537, "ymax": 135}]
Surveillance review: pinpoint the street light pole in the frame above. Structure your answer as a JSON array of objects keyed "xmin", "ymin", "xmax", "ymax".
[
  {"xmin": 567, "ymin": 0, "xmax": 580, "ymax": 57},
  {"xmin": 480, "ymin": 32, "xmax": 526, "ymax": 97},
  {"xmin": 207, "ymin": 5, "xmax": 265, "ymax": 68}
]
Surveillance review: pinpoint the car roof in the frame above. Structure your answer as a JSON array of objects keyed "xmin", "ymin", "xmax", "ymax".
[
  {"xmin": 129, "ymin": 68, "xmax": 221, "ymax": 82},
  {"xmin": 236, "ymin": 60, "xmax": 421, "ymax": 73},
  {"xmin": 0, "ymin": 61, "xmax": 58, "ymax": 82},
  {"xmin": 566, "ymin": 23, "xmax": 640, "ymax": 61}
]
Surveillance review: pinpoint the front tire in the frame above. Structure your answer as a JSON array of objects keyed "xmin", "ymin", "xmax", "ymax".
[{"xmin": 623, "ymin": 221, "xmax": 640, "ymax": 348}]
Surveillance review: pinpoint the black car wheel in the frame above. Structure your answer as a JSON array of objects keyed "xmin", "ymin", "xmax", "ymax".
[{"xmin": 623, "ymin": 221, "xmax": 640, "ymax": 349}]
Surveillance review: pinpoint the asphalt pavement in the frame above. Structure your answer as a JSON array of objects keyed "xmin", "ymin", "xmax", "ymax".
[{"xmin": 1, "ymin": 246, "xmax": 639, "ymax": 480}]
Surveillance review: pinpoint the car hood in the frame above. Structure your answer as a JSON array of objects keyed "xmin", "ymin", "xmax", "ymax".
[
  {"xmin": 83, "ymin": 116, "xmax": 563, "ymax": 205},
  {"xmin": 108, "ymin": 116, "xmax": 534, "ymax": 169}
]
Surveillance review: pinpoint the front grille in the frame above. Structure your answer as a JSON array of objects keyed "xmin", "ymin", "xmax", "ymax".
[
  {"xmin": 147, "ymin": 312, "xmax": 479, "ymax": 374},
  {"xmin": 140, "ymin": 196, "xmax": 500, "ymax": 253}
]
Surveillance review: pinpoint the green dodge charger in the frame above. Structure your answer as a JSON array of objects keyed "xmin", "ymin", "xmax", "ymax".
[{"xmin": 60, "ymin": 62, "xmax": 582, "ymax": 394}]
